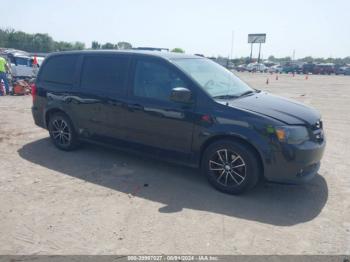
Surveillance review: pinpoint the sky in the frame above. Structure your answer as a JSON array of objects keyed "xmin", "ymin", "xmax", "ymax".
[{"xmin": 1, "ymin": 0, "xmax": 349, "ymax": 58}]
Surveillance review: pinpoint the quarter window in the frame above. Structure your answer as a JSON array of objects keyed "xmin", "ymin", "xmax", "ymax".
[
  {"xmin": 40, "ymin": 55, "xmax": 78, "ymax": 85},
  {"xmin": 133, "ymin": 60, "xmax": 186, "ymax": 101}
]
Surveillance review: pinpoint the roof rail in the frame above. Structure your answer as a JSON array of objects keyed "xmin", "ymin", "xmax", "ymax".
[{"xmin": 133, "ymin": 47, "xmax": 169, "ymax": 51}]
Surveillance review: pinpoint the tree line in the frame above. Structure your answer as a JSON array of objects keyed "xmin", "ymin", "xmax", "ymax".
[
  {"xmin": 1, "ymin": 28, "xmax": 348, "ymax": 64},
  {"xmin": 0, "ymin": 28, "xmax": 85, "ymax": 52},
  {"xmin": 229, "ymin": 55, "xmax": 350, "ymax": 66},
  {"xmin": 90, "ymin": 41, "xmax": 132, "ymax": 50},
  {"xmin": 0, "ymin": 28, "xmax": 186, "ymax": 54},
  {"xmin": 0, "ymin": 28, "xmax": 133, "ymax": 53},
  {"xmin": 267, "ymin": 55, "xmax": 350, "ymax": 65}
]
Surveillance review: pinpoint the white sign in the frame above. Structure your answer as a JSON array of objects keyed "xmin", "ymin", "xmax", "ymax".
[{"xmin": 248, "ymin": 34, "xmax": 266, "ymax": 44}]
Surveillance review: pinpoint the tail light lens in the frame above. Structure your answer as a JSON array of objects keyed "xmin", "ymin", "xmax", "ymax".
[{"xmin": 31, "ymin": 83, "xmax": 37, "ymax": 103}]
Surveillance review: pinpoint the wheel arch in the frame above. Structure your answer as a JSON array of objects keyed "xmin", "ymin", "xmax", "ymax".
[
  {"xmin": 200, "ymin": 134, "xmax": 265, "ymax": 177},
  {"xmin": 44, "ymin": 107, "xmax": 70, "ymax": 128}
]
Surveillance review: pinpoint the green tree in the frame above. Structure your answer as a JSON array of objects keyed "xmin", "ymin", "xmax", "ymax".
[
  {"xmin": 0, "ymin": 28, "xmax": 9, "ymax": 47},
  {"xmin": 0, "ymin": 28, "xmax": 138, "ymax": 53},
  {"xmin": 7, "ymin": 30, "xmax": 30, "ymax": 50},
  {"xmin": 117, "ymin": 41, "xmax": 132, "ymax": 49},
  {"xmin": 91, "ymin": 41, "xmax": 101, "ymax": 49},
  {"xmin": 171, "ymin": 48, "xmax": 185, "ymax": 53},
  {"xmin": 31, "ymin": 33, "xmax": 55, "ymax": 52},
  {"xmin": 343, "ymin": 57, "xmax": 350, "ymax": 64},
  {"xmin": 54, "ymin": 41, "xmax": 73, "ymax": 51},
  {"xmin": 72, "ymin": 41, "xmax": 85, "ymax": 50},
  {"xmin": 101, "ymin": 42, "xmax": 115, "ymax": 49},
  {"xmin": 299, "ymin": 56, "xmax": 314, "ymax": 63},
  {"xmin": 267, "ymin": 55, "xmax": 276, "ymax": 62}
]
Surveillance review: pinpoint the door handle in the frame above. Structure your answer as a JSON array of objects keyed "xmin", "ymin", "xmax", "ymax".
[{"xmin": 128, "ymin": 104, "xmax": 144, "ymax": 111}]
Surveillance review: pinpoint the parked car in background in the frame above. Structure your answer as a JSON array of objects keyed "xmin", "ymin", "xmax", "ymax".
[
  {"xmin": 235, "ymin": 64, "xmax": 247, "ymax": 72},
  {"xmin": 246, "ymin": 63, "xmax": 267, "ymax": 72},
  {"xmin": 301, "ymin": 63, "xmax": 316, "ymax": 74},
  {"xmin": 344, "ymin": 67, "xmax": 350, "ymax": 75},
  {"xmin": 226, "ymin": 62, "xmax": 235, "ymax": 70},
  {"xmin": 263, "ymin": 61, "xmax": 276, "ymax": 68},
  {"xmin": 7, "ymin": 53, "xmax": 36, "ymax": 79},
  {"xmin": 335, "ymin": 66, "xmax": 349, "ymax": 75},
  {"xmin": 32, "ymin": 50, "xmax": 326, "ymax": 194},
  {"xmin": 0, "ymin": 49, "xmax": 43, "ymax": 80},
  {"xmin": 268, "ymin": 65, "xmax": 283, "ymax": 73},
  {"xmin": 313, "ymin": 63, "xmax": 335, "ymax": 75},
  {"xmin": 282, "ymin": 63, "xmax": 302, "ymax": 74}
]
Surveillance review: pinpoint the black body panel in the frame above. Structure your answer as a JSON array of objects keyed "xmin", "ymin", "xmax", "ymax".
[{"xmin": 32, "ymin": 50, "xmax": 326, "ymax": 184}]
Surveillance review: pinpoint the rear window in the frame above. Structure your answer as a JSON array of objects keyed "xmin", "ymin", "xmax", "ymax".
[
  {"xmin": 15, "ymin": 57, "xmax": 30, "ymax": 66},
  {"xmin": 40, "ymin": 55, "xmax": 78, "ymax": 85},
  {"xmin": 80, "ymin": 55, "xmax": 129, "ymax": 93}
]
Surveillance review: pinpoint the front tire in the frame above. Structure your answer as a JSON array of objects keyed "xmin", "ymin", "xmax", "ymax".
[
  {"xmin": 201, "ymin": 140, "xmax": 260, "ymax": 194},
  {"xmin": 48, "ymin": 113, "xmax": 79, "ymax": 151}
]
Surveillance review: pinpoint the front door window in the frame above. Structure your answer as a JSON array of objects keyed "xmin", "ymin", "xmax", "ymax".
[{"xmin": 133, "ymin": 60, "xmax": 187, "ymax": 101}]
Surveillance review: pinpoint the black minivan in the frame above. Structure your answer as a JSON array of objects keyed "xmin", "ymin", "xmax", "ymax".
[{"xmin": 32, "ymin": 50, "xmax": 326, "ymax": 194}]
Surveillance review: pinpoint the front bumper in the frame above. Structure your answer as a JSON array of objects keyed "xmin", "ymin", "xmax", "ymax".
[{"xmin": 264, "ymin": 139, "xmax": 326, "ymax": 184}]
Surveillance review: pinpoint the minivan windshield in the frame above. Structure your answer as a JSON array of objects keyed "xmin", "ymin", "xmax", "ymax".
[{"xmin": 172, "ymin": 58, "xmax": 254, "ymax": 98}]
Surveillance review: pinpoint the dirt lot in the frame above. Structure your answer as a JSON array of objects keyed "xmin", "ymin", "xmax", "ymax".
[{"xmin": 0, "ymin": 73, "xmax": 349, "ymax": 255}]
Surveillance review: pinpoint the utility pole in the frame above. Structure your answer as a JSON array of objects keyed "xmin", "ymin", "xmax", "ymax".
[
  {"xmin": 250, "ymin": 43, "xmax": 253, "ymax": 63},
  {"xmin": 230, "ymin": 30, "xmax": 234, "ymax": 60},
  {"xmin": 258, "ymin": 42, "xmax": 262, "ymax": 63}
]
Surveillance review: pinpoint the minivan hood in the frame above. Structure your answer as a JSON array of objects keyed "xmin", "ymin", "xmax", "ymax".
[{"xmin": 216, "ymin": 92, "xmax": 320, "ymax": 125}]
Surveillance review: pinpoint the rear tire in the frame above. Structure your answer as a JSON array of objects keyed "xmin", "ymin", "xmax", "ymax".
[
  {"xmin": 201, "ymin": 140, "xmax": 260, "ymax": 194},
  {"xmin": 48, "ymin": 112, "xmax": 79, "ymax": 151}
]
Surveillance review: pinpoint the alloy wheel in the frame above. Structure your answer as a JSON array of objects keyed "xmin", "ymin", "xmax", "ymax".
[
  {"xmin": 209, "ymin": 149, "xmax": 246, "ymax": 187},
  {"xmin": 51, "ymin": 119, "xmax": 71, "ymax": 146}
]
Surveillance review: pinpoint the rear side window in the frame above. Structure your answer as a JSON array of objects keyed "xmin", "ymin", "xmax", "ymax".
[
  {"xmin": 80, "ymin": 56, "xmax": 129, "ymax": 93},
  {"xmin": 40, "ymin": 55, "xmax": 78, "ymax": 85}
]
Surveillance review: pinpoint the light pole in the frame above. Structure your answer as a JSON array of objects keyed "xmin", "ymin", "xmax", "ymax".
[
  {"xmin": 230, "ymin": 30, "xmax": 234, "ymax": 60},
  {"xmin": 250, "ymin": 43, "xmax": 253, "ymax": 63},
  {"xmin": 258, "ymin": 42, "xmax": 262, "ymax": 63}
]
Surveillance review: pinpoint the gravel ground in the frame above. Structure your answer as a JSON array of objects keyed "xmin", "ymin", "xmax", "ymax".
[{"xmin": 0, "ymin": 72, "xmax": 349, "ymax": 255}]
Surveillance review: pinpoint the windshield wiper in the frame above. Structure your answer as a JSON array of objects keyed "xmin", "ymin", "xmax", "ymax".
[
  {"xmin": 213, "ymin": 90, "xmax": 256, "ymax": 100},
  {"xmin": 238, "ymin": 90, "xmax": 255, "ymax": 97},
  {"xmin": 212, "ymin": 94, "xmax": 239, "ymax": 99}
]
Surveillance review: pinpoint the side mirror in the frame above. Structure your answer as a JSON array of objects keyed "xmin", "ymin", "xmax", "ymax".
[{"xmin": 170, "ymin": 87, "xmax": 192, "ymax": 103}]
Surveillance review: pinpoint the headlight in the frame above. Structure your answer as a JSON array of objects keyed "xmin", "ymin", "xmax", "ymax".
[{"xmin": 274, "ymin": 126, "xmax": 310, "ymax": 144}]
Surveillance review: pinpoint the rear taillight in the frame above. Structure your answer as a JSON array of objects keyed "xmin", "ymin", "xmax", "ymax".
[{"xmin": 31, "ymin": 83, "xmax": 37, "ymax": 103}]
